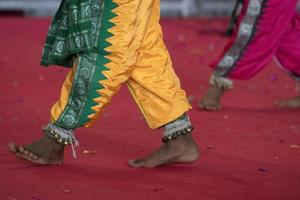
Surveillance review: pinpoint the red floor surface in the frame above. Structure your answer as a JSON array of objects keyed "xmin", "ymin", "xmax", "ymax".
[{"xmin": 0, "ymin": 17, "xmax": 300, "ymax": 200}]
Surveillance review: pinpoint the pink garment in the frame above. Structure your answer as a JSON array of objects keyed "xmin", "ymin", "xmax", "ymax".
[{"xmin": 211, "ymin": 0, "xmax": 300, "ymax": 81}]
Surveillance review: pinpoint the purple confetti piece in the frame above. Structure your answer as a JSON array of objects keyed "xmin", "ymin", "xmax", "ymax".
[
  {"xmin": 206, "ymin": 145, "xmax": 214, "ymax": 150},
  {"xmin": 16, "ymin": 98, "xmax": 23, "ymax": 103},
  {"xmin": 153, "ymin": 188, "xmax": 163, "ymax": 192},
  {"xmin": 257, "ymin": 168, "xmax": 270, "ymax": 172},
  {"xmin": 269, "ymin": 74, "xmax": 278, "ymax": 82}
]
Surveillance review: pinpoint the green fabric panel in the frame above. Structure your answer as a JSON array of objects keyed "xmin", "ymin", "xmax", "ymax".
[
  {"xmin": 53, "ymin": 0, "xmax": 117, "ymax": 129},
  {"xmin": 77, "ymin": 0, "xmax": 117, "ymax": 125},
  {"xmin": 41, "ymin": 0, "xmax": 105, "ymax": 67}
]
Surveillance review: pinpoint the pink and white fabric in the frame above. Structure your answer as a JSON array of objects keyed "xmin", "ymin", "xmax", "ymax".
[{"xmin": 211, "ymin": 0, "xmax": 300, "ymax": 82}]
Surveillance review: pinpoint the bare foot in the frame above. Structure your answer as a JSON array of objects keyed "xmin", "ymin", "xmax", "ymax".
[
  {"xmin": 199, "ymin": 85, "xmax": 225, "ymax": 111},
  {"xmin": 274, "ymin": 95, "xmax": 300, "ymax": 108},
  {"xmin": 8, "ymin": 135, "xmax": 64, "ymax": 165},
  {"xmin": 128, "ymin": 134, "xmax": 199, "ymax": 168}
]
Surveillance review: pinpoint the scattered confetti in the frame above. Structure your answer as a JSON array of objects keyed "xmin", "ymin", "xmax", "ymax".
[
  {"xmin": 269, "ymin": 74, "xmax": 278, "ymax": 82},
  {"xmin": 32, "ymin": 195, "xmax": 41, "ymax": 200},
  {"xmin": 248, "ymin": 85, "xmax": 256, "ymax": 91},
  {"xmin": 38, "ymin": 75, "xmax": 44, "ymax": 81},
  {"xmin": 60, "ymin": 186, "xmax": 71, "ymax": 193},
  {"xmin": 16, "ymin": 98, "xmax": 23, "ymax": 103},
  {"xmin": 177, "ymin": 34, "xmax": 186, "ymax": 42},
  {"xmin": 83, "ymin": 150, "xmax": 97, "ymax": 154},
  {"xmin": 208, "ymin": 44, "xmax": 215, "ymax": 51},
  {"xmin": 153, "ymin": 188, "xmax": 163, "ymax": 192},
  {"xmin": 7, "ymin": 197, "xmax": 18, "ymax": 200},
  {"xmin": 188, "ymin": 95, "xmax": 194, "ymax": 103},
  {"xmin": 12, "ymin": 80, "xmax": 19, "ymax": 86},
  {"xmin": 257, "ymin": 168, "xmax": 270, "ymax": 173},
  {"xmin": 290, "ymin": 145, "xmax": 300, "ymax": 149},
  {"xmin": 206, "ymin": 145, "xmax": 214, "ymax": 150}
]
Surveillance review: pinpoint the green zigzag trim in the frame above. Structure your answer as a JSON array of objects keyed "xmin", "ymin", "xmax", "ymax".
[{"xmin": 77, "ymin": 0, "xmax": 117, "ymax": 125}]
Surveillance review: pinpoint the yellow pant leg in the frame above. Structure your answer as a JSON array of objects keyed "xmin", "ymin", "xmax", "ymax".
[
  {"xmin": 49, "ymin": 0, "xmax": 164, "ymax": 129},
  {"xmin": 50, "ymin": 65, "xmax": 77, "ymax": 124},
  {"xmin": 127, "ymin": 0, "xmax": 191, "ymax": 129}
]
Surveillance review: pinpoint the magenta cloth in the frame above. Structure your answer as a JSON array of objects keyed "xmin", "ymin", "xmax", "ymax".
[{"xmin": 211, "ymin": 0, "xmax": 300, "ymax": 80}]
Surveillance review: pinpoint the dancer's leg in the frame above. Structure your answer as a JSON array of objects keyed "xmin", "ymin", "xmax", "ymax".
[
  {"xmin": 126, "ymin": 0, "xmax": 199, "ymax": 168},
  {"xmin": 274, "ymin": 16, "xmax": 300, "ymax": 108},
  {"xmin": 199, "ymin": 0, "xmax": 298, "ymax": 111},
  {"xmin": 8, "ymin": 0, "xmax": 138, "ymax": 164}
]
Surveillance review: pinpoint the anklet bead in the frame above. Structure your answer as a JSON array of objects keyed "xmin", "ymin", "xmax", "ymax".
[
  {"xmin": 41, "ymin": 123, "xmax": 79, "ymax": 158},
  {"xmin": 162, "ymin": 126, "xmax": 194, "ymax": 143},
  {"xmin": 42, "ymin": 125, "xmax": 72, "ymax": 146}
]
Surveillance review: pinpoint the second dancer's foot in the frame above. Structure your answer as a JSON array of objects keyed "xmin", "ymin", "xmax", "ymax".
[
  {"xmin": 128, "ymin": 134, "xmax": 199, "ymax": 168},
  {"xmin": 199, "ymin": 85, "xmax": 224, "ymax": 111},
  {"xmin": 8, "ymin": 135, "xmax": 64, "ymax": 165},
  {"xmin": 274, "ymin": 95, "xmax": 300, "ymax": 109}
]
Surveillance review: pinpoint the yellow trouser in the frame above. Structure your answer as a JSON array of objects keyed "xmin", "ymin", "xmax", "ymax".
[{"xmin": 50, "ymin": 0, "xmax": 191, "ymax": 130}]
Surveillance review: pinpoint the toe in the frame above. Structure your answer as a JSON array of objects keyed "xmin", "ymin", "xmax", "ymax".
[
  {"xmin": 16, "ymin": 152, "xmax": 41, "ymax": 164},
  {"xmin": 274, "ymin": 100, "xmax": 286, "ymax": 107},
  {"xmin": 18, "ymin": 146, "xmax": 25, "ymax": 153},
  {"xmin": 29, "ymin": 152, "xmax": 34, "ymax": 158},
  {"xmin": 128, "ymin": 159, "xmax": 141, "ymax": 168},
  {"xmin": 29, "ymin": 153, "xmax": 39, "ymax": 160},
  {"xmin": 32, "ymin": 155, "xmax": 39, "ymax": 160},
  {"xmin": 8, "ymin": 143, "xmax": 18, "ymax": 153},
  {"xmin": 206, "ymin": 105, "xmax": 215, "ymax": 111},
  {"xmin": 198, "ymin": 102, "xmax": 205, "ymax": 108}
]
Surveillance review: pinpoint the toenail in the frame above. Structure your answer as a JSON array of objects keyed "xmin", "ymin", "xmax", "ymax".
[{"xmin": 18, "ymin": 147, "xmax": 24, "ymax": 152}]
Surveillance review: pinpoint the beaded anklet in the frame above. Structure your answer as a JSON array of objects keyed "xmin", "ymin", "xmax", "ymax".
[
  {"xmin": 162, "ymin": 113, "xmax": 194, "ymax": 143},
  {"xmin": 42, "ymin": 123, "xmax": 79, "ymax": 158},
  {"xmin": 162, "ymin": 126, "xmax": 193, "ymax": 143}
]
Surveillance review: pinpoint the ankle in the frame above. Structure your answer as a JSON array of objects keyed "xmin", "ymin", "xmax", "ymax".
[{"xmin": 43, "ymin": 135, "xmax": 65, "ymax": 151}]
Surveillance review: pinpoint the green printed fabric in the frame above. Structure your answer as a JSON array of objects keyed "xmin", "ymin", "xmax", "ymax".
[
  {"xmin": 53, "ymin": 0, "xmax": 117, "ymax": 129},
  {"xmin": 41, "ymin": 0, "xmax": 104, "ymax": 67}
]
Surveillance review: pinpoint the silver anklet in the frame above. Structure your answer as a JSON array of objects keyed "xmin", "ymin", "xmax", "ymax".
[
  {"xmin": 210, "ymin": 75, "xmax": 233, "ymax": 90},
  {"xmin": 162, "ymin": 114, "xmax": 194, "ymax": 143},
  {"xmin": 42, "ymin": 123, "xmax": 79, "ymax": 158}
]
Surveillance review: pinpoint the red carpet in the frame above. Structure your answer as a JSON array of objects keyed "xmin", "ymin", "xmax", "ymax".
[{"xmin": 0, "ymin": 17, "xmax": 300, "ymax": 200}]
